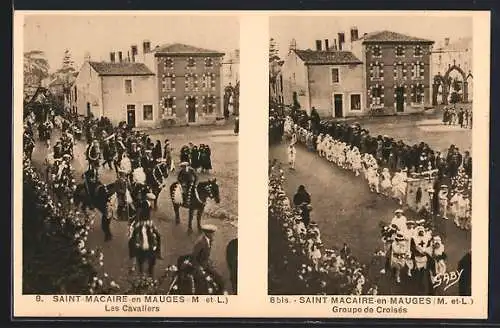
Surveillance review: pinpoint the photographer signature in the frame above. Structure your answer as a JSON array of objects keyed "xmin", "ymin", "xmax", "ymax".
[{"xmin": 432, "ymin": 269, "xmax": 463, "ymax": 291}]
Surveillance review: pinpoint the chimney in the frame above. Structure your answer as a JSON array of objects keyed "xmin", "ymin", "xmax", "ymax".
[
  {"xmin": 324, "ymin": 39, "xmax": 330, "ymax": 51},
  {"xmin": 332, "ymin": 39, "xmax": 337, "ymax": 50},
  {"xmin": 127, "ymin": 51, "xmax": 131, "ymax": 62},
  {"xmin": 110, "ymin": 52, "xmax": 116, "ymax": 63},
  {"xmin": 142, "ymin": 40, "xmax": 151, "ymax": 54},
  {"xmin": 445, "ymin": 37, "xmax": 450, "ymax": 46},
  {"xmin": 131, "ymin": 45, "xmax": 138, "ymax": 62},
  {"xmin": 363, "ymin": 33, "xmax": 368, "ymax": 38},
  {"xmin": 118, "ymin": 51, "xmax": 123, "ymax": 63},
  {"xmin": 84, "ymin": 52, "xmax": 91, "ymax": 63},
  {"xmin": 350, "ymin": 26, "xmax": 359, "ymax": 42},
  {"xmin": 338, "ymin": 32, "xmax": 345, "ymax": 50},
  {"xmin": 315, "ymin": 40, "xmax": 322, "ymax": 51}
]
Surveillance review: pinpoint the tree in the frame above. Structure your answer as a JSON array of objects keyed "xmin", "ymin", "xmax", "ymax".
[
  {"xmin": 450, "ymin": 77, "xmax": 462, "ymax": 104},
  {"xmin": 54, "ymin": 49, "xmax": 77, "ymax": 84},
  {"xmin": 269, "ymin": 38, "xmax": 280, "ymax": 62},
  {"xmin": 24, "ymin": 50, "xmax": 50, "ymax": 90}
]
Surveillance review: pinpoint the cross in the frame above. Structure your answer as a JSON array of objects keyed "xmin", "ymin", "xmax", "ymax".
[
  {"xmin": 419, "ymin": 240, "xmax": 426, "ymax": 248},
  {"xmin": 453, "ymin": 59, "xmax": 456, "ymax": 66}
]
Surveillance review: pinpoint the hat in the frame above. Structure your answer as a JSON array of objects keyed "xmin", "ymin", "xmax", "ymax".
[
  {"xmin": 395, "ymin": 233, "xmax": 405, "ymax": 241},
  {"xmin": 201, "ymin": 224, "xmax": 217, "ymax": 233},
  {"xmin": 407, "ymin": 220, "xmax": 416, "ymax": 226},
  {"xmin": 146, "ymin": 193, "xmax": 156, "ymax": 200},
  {"xmin": 180, "ymin": 162, "xmax": 190, "ymax": 166},
  {"xmin": 309, "ymin": 221, "xmax": 318, "ymax": 227},
  {"xmin": 440, "ymin": 185, "xmax": 448, "ymax": 189},
  {"xmin": 63, "ymin": 154, "xmax": 71, "ymax": 159},
  {"xmin": 416, "ymin": 219, "xmax": 426, "ymax": 225},
  {"xmin": 401, "ymin": 167, "xmax": 408, "ymax": 172},
  {"xmin": 394, "ymin": 209, "xmax": 404, "ymax": 214}
]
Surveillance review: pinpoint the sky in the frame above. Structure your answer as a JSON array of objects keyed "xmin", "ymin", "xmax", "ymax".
[
  {"xmin": 270, "ymin": 15, "xmax": 473, "ymax": 58},
  {"xmin": 23, "ymin": 14, "xmax": 240, "ymax": 72}
]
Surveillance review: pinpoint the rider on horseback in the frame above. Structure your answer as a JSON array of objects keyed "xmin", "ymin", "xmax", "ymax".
[
  {"xmin": 86, "ymin": 139, "xmax": 101, "ymax": 169},
  {"xmin": 191, "ymin": 224, "xmax": 226, "ymax": 293},
  {"xmin": 83, "ymin": 164, "xmax": 99, "ymax": 208},
  {"xmin": 177, "ymin": 162, "xmax": 198, "ymax": 204}
]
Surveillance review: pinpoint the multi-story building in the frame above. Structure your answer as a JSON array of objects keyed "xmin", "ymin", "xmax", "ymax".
[
  {"xmin": 431, "ymin": 37, "xmax": 473, "ymax": 104},
  {"xmin": 347, "ymin": 29, "xmax": 435, "ymax": 114},
  {"xmin": 222, "ymin": 49, "xmax": 240, "ymax": 88},
  {"xmin": 70, "ymin": 59, "xmax": 157, "ymax": 128},
  {"xmin": 281, "ymin": 40, "xmax": 364, "ymax": 118},
  {"xmin": 139, "ymin": 42, "xmax": 226, "ymax": 126}
]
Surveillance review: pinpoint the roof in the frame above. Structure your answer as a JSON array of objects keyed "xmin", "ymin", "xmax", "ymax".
[
  {"xmin": 153, "ymin": 43, "xmax": 225, "ymax": 56},
  {"xmin": 361, "ymin": 30, "xmax": 434, "ymax": 44},
  {"xmin": 294, "ymin": 50, "xmax": 363, "ymax": 65},
  {"xmin": 88, "ymin": 61, "xmax": 154, "ymax": 76}
]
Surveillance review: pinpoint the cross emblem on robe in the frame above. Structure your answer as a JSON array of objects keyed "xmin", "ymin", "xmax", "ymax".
[{"xmin": 419, "ymin": 240, "xmax": 426, "ymax": 248}]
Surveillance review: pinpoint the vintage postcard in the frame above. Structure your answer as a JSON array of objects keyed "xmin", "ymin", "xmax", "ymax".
[
  {"xmin": 14, "ymin": 11, "xmax": 241, "ymax": 317},
  {"xmin": 268, "ymin": 11, "xmax": 489, "ymax": 318}
]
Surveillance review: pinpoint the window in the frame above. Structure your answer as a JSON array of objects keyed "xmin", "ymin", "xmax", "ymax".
[
  {"xmin": 163, "ymin": 76, "xmax": 173, "ymax": 91},
  {"xmin": 74, "ymin": 87, "xmax": 77, "ymax": 102},
  {"xmin": 162, "ymin": 97, "xmax": 175, "ymax": 117},
  {"xmin": 186, "ymin": 74, "xmax": 196, "ymax": 90},
  {"xmin": 164, "ymin": 57, "xmax": 174, "ymax": 69},
  {"xmin": 350, "ymin": 94, "xmax": 361, "ymax": 110},
  {"xmin": 373, "ymin": 65, "xmax": 381, "ymax": 79},
  {"xmin": 202, "ymin": 74, "xmax": 212, "ymax": 89},
  {"xmin": 412, "ymin": 62, "xmax": 425, "ymax": 79},
  {"xmin": 414, "ymin": 45, "xmax": 423, "ymax": 56},
  {"xmin": 143, "ymin": 105, "xmax": 153, "ymax": 120},
  {"xmin": 205, "ymin": 58, "xmax": 213, "ymax": 68},
  {"xmin": 125, "ymin": 79, "xmax": 133, "ymax": 94},
  {"xmin": 127, "ymin": 104, "xmax": 135, "ymax": 111},
  {"xmin": 331, "ymin": 68, "xmax": 339, "ymax": 83},
  {"xmin": 395, "ymin": 46, "xmax": 405, "ymax": 57},
  {"xmin": 202, "ymin": 96, "xmax": 216, "ymax": 114},
  {"xmin": 411, "ymin": 84, "xmax": 425, "ymax": 103},
  {"xmin": 370, "ymin": 86, "xmax": 383, "ymax": 106},
  {"xmin": 395, "ymin": 64, "xmax": 404, "ymax": 80},
  {"xmin": 373, "ymin": 45, "xmax": 382, "ymax": 57},
  {"xmin": 187, "ymin": 57, "xmax": 195, "ymax": 68}
]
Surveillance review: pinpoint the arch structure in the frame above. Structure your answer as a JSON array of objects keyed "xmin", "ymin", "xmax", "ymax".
[{"xmin": 432, "ymin": 62, "xmax": 470, "ymax": 106}]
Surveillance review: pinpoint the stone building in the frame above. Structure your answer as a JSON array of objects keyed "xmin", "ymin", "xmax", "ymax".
[
  {"xmin": 348, "ymin": 29, "xmax": 435, "ymax": 114},
  {"xmin": 70, "ymin": 60, "xmax": 156, "ymax": 128},
  {"xmin": 281, "ymin": 41, "xmax": 364, "ymax": 118}
]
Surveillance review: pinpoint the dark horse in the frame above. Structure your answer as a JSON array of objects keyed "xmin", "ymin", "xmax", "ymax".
[
  {"xmin": 169, "ymin": 178, "xmax": 220, "ymax": 232},
  {"xmin": 226, "ymin": 238, "xmax": 238, "ymax": 294},
  {"xmin": 147, "ymin": 161, "xmax": 170, "ymax": 209},
  {"xmin": 74, "ymin": 180, "xmax": 118, "ymax": 241}
]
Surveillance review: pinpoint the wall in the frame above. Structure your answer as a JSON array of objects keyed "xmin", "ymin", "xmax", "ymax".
[
  {"xmin": 307, "ymin": 64, "xmax": 364, "ymax": 118},
  {"xmin": 281, "ymin": 51, "xmax": 309, "ymax": 111},
  {"xmin": 71, "ymin": 62, "xmax": 103, "ymax": 118},
  {"xmin": 101, "ymin": 75, "xmax": 157, "ymax": 128},
  {"xmin": 365, "ymin": 43, "xmax": 433, "ymax": 114},
  {"xmin": 156, "ymin": 54, "xmax": 224, "ymax": 126}
]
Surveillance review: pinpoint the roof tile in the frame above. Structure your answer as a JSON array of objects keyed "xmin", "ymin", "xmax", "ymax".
[
  {"xmin": 294, "ymin": 50, "xmax": 363, "ymax": 65},
  {"xmin": 361, "ymin": 30, "xmax": 434, "ymax": 44},
  {"xmin": 88, "ymin": 61, "xmax": 155, "ymax": 76},
  {"xmin": 154, "ymin": 43, "xmax": 224, "ymax": 56}
]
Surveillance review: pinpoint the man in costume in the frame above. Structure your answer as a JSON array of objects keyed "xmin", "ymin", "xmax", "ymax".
[{"xmin": 86, "ymin": 139, "xmax": 101, "ymax": 170}]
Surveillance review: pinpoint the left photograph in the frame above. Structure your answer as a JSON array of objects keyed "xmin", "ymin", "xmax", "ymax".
[{"xmin": 20, "ymin": 14, "xmax": 239, "ymax": 296}]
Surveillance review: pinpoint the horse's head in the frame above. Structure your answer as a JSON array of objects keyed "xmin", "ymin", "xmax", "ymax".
[{"xmin": 206, "ymin": 178, "xmax": 220, "ymax": 204}]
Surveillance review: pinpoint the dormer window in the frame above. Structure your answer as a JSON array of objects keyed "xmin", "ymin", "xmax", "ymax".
[
  {"xmin": 205, "ymin": 57, "xmax": 213, "ymax": 68},
  {"xmin": 372, "ymin": 45, "xmax": 382, "ymax": 57},
  {"xmin": 414, "ymin": 45, "xmax": 423, "ymax": 56},
  {"xmin": 164, "ymin": 57, "xmax": 174, "ymax": 69},
  {"xmin": 395, "ymin": 45, "xmax": 405, "ymax": 57}
]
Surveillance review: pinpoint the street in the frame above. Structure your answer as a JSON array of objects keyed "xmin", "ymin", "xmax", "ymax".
[
  {"xmin": 269, "ymin": 113, "xmax": 471, "ymax": 295},
  {"xmin": 31, "ymin": 124, "xmax": 238, "ymax": 294}
]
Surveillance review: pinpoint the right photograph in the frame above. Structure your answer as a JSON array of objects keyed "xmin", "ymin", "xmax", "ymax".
[{"xmin": 268, "ymin": 14, "xmax": 473, "ymax": 296}]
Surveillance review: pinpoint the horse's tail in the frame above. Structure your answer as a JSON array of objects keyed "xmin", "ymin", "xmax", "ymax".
[{"xmin": 171, "ymin": 183, "xmax": 183, "ymax": 205}]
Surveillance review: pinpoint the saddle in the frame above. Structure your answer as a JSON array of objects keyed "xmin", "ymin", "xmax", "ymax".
[{"xmin": 177, "ymin": 182, "xmax": 198, "ymax": 205}]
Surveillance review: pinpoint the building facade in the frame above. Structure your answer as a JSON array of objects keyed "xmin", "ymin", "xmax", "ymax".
[
  {"xmin": 269, "ymin": 57, "xmax": 284, "ymax": 106},
  {"xmin": 281, "ymin": 45, "xmax": 364, "ymax": 118},
  {"xmin": 222, "ymin": 49, "xmax": 240, "ymax": 88},
  {"xmin": 350, "ymin": 30, "xmax": 435, "ymax": 114},
  {"xmin": 141, "ymin": 43, "xmax": 225, "ymax": 126},
  {"xmin": 70, "ymin": 61, "xmax": 157, "ymax": 128}
]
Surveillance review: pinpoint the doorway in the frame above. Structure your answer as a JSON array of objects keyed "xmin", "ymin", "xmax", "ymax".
[
  {"xmin": 395, "ymin": 87, "xmax": 405, "ymax": 113},
  {"xmin": 187, "ymin": 97, "xmax": 196, "ymax": 123},
  {"xmin": 333, "ymin": 94, "xmax": 343, "ymax": 118},
  {"xmin": 86, "ymin": 102, "xmax": 91, "ymax": 117},
  {"xmin": 127, "ymin": 105, "xmax": 136, "ymax": 127}
]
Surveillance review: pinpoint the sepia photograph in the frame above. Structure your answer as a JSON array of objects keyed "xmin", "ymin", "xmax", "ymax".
[
  {"xmin": 268, "ymin": 14, "xmax": 477, "ymax": 296},
  {"xmin": 20, "ymin": 13, "xmax": 239, "ymax": 297}
]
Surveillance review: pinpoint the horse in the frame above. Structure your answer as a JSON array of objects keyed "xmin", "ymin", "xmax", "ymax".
[
  {"xmin": 169, "ymin": 178, "xmax": 220, "ymax": 232},
  {"xmin": 74, "ymin": 180, "xmax": 118, "ymax": 240},
  {"xmin": 147, "ymin": 161, "xmax": 170, "ymax": 209},
  {"xmin": 226, "ymin": 238, "xmax": 238, "ymax": 294}
]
